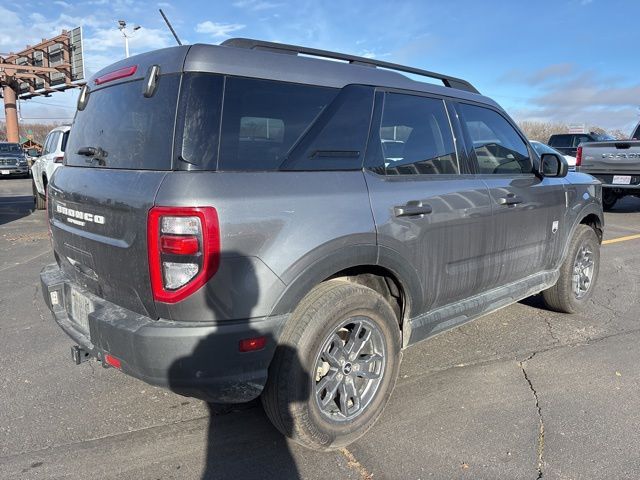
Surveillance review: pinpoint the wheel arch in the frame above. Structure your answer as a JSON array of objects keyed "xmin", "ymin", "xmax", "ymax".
[{"xmin": 269, "ymin": 244, "xmax": 423, "ymax": 333}]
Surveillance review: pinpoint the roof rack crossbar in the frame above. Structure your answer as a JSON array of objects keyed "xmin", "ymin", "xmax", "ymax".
[{"xmin": 221, "ymin": 38, "xmax": 479, "ymax": 94}]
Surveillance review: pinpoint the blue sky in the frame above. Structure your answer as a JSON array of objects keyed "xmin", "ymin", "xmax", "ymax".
[{"xmin": 2, "ymin": 0, "xmax": 639, "ymax": 132}]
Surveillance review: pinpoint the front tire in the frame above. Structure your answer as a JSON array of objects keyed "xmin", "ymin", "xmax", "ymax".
[
  {"xmin": 542, "ymin": 225, "xmax": 600, "ymax": 313},
  {"xmin": 262, "ymin": 279, "xmax": 401, "ymax": 451}
]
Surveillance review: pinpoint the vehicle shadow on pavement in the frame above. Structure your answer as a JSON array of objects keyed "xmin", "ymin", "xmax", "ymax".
[
  {"xmin": 0, "ymin": 194, "xmax": 35, "ymax": 226},
  {"xmin": 168, "ymin": 254, "xmax": 308, "ymax": 480}
]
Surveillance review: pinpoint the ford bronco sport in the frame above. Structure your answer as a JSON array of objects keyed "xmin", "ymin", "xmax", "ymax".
[{"xmin": 40, "ymin": 38, "xmax": 604, "ymax": 450}]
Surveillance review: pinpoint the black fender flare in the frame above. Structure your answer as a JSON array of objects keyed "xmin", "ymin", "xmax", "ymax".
[{"xmin": 268, "ymin": 243, "xmax": 424, "ymax": 322}]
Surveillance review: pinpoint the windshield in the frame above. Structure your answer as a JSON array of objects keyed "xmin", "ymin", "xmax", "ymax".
[
  {"xmin": 0, "ymin": 143, "xmax": 22, "ymax": 154},
  {"xmin": 65, "ymin": 74, "xmax": 180, "ymax": 169}
]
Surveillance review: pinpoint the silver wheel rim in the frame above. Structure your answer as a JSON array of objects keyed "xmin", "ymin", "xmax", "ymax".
[
  {"xmin": 313, "ymin": 316, "xmax": 386, "ymax": 422},
  {"xmin": 572, "ymin": 243, "xmax": 595, "ymax": 299}
]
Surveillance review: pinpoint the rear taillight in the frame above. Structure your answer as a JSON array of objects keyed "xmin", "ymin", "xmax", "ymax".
[
  {"xmin": 575, "ymin": 146, "xmax": 582, "ymax": 166},
  {"xmin": 54, "ymin": 156, "xmax": 64, "ymax": 164},
  {"xmin": 148, "ymin": 206, "xmax": 220, "ymax": 303}
]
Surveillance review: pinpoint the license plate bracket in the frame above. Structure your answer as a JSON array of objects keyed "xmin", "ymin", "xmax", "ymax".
[
  {"xmin": 612, "ymin": 175, "xmax": 632, "ymax": 185},
  {"xmin": 70, "ymin": 288, "xmax": 94, "ymax": 333}
]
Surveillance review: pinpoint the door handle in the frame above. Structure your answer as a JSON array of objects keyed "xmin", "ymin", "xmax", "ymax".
[
  {"xmin": 394, "ymin": 201, "xmax": 433, "ymax": 217},
  {"xmin": 498, "ymin": 194, "xmax": 523, "ymax": 206}
]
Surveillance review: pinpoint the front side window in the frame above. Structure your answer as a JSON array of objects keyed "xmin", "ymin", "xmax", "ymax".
[
  {"xmin": 458, "ymin": 103, "xmax": 532, "ymax": 175},
  {"xmin": 374, "ymin": 93, "xmax": 458, "ymax": 175}
]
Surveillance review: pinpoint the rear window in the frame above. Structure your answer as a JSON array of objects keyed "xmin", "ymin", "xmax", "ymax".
[
  {"xmin": 66, "ymin": 74, "xmax": 180, "ymax": 169},
  {"xmin": 548, "ymin": 135, "xmax": 572, "ymax": 148}
]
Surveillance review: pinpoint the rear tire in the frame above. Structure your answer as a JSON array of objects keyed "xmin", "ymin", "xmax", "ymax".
[
  {"xmin": 33, "ymin": 179, "xmax": 46, "ymax": 210},
  {"xmin": 262, "ymin": 279, "xmax": 401, "ymax": 451},
  {"xmin": 602, "ymin": 190, "xmax": 617, "ymax": 211},
  {"xmin": 542, "ymin": 225, "xmax": 600, "ymax": 313}
]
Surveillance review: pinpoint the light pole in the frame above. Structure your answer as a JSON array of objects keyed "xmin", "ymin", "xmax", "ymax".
[{"xmin": 117, "ymin": 20, "xmax": 141, "ymax": 58}]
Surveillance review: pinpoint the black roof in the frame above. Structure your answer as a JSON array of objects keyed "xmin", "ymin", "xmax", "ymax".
[{"xmin": 92, "ymin": 39, "xmax": 500, "ymax": 109}]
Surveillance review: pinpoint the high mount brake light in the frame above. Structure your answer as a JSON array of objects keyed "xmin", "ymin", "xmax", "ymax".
[
  {"xmin": 575, "ymin": 146, "xmax": 583, "ymax": 167},
  {"xmin": 94, "ymin": 65, "xmax": 138, "ymax": 85},
  {"xmin": 148, "ymin": 206, "xmax": 220, "ymax": 303}
]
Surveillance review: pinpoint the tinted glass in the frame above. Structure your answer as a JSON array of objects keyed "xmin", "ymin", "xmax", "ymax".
[
  {"xmin": 66, "ymin": 74, "xmax": 180, "ymax": 169},
  {"xmin": 218, "ymin": 77, "xmax": 336, "ymax": 171},
  {"xmin": 459, "ymin": 103, "xmax": 532, "ymax": 174},
  {"xmin": 283, "ymin": 85, "xmax": 373, "ymax": 171},
  {"xmin": 177, "ymin": 73, "xmax": 224, "ymax": 169},
  {"xmin": 373, "ymin": 93, "xmax": 458, "ymax": 175},
  {"xmin": 593, "ymin": 133, "xmax": 615, "ymax": 141},
  {"xmin": 573, "ymin": 135, "xmax": 591, "ymax": 147},
  {"xmin": 61, "ymin": 131, "xmax": 69, "ymax": 153},
  {"xmin": 548, "ymin": 135, "xmax": 572, "ymax": 148},
  {"xmin": 633, "ymin": 125, "xmax": 640, "ymax": 140}
]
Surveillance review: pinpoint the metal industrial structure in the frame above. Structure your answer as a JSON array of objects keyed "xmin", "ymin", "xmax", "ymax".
[{"xmin": 0, "ymin": 28, "xmax": 84, "ymax": 143}]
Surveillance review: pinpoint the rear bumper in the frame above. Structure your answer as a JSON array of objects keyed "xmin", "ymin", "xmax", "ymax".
[
  {"xmin": 40, "ymin": 263, "xmax": 286, "ymax": 403},
  {"xmin": 587, "ymin": 173, "xmax": 640, "ymax": 192}
]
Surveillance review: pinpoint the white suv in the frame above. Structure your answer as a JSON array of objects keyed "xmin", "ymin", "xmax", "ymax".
[{"xmin": 32, "ymin": 125, "xmax": 71, "ymax": 209}]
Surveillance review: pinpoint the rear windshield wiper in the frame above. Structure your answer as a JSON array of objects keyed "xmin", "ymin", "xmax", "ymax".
[{"xmin": 77, "ymin": 146, "xmax": 108, "ymax": 166}]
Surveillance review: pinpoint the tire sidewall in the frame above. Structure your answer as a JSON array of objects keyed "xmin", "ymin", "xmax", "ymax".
[
  {"xmin": 284, "ymin": 284, "xmax": 401, "ymax": 449},
  {"xmin": 564, "ymin": 226, "xmax": 600, "ymax": 310}
]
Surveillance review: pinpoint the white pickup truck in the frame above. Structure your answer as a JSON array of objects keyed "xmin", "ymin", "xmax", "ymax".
[{"xmin": 575, "ymin": 123, "xmax": 640, "ymax": 210}]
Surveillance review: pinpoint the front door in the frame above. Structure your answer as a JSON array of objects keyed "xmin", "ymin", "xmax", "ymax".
[{"xmin": 454, "ymin": 102, "xmax": 567, "ymax": 287}]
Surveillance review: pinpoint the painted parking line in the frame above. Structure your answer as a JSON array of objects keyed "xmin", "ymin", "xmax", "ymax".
[{"xmin": 603, "ymin": 233, "xmax": 640, "ymax": 246}]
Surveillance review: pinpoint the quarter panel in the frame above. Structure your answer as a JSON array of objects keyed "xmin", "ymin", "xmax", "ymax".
[{"xmin": 154, "ymin": 171, "xmax": 376, "ymax": 321}]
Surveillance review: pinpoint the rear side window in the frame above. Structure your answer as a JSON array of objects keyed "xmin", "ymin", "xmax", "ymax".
[
  {"xmin": 458, "ymin": 103, "xmax": 532, "ymax": 175},
  {"xmin": 218, "ymin": 77, "xmax": 337, "ymax": 171},
  {"xmin": 370, "ymin": 93, "xmax": 458, "ymax": 175},
  {"xmin": 66, "ymin": 74, "xmax": 180, "ymax": 169},
  {"xmin": 633, "ymin": 125, "xmax": 640, "ymax": 140},
  {"xmin": 61, "ymin": 131, "xmax": 69, "ymax": 153}
]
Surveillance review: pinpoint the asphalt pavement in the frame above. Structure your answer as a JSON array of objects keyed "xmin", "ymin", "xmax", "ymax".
[{"xmin": 1, "ymin": 177, "xmax": 639, "ymax": 480}]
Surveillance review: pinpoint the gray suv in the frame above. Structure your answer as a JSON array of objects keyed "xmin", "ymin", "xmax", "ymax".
[{"xmin": 40, "ymin": 38, "xmax": 604, "ymax": 451}]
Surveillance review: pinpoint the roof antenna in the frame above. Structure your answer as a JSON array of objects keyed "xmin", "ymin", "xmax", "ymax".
[{"xmin": 159, "ymin": 9, "xmax": 182, "ymax": 46}]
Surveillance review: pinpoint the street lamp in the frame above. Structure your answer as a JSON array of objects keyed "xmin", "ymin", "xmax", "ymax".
[{"xmin": 117, "ymin": 20, "xmax": 141, "ymax": 58}]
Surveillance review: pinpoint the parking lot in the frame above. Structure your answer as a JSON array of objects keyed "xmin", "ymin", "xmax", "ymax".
[{"xmin": 1, "ymin": 176, "xmax": 639, "ymax": 480}]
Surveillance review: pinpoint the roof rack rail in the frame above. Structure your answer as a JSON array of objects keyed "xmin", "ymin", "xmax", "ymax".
[{"xmin": 221, "ymin": 37, "xmax": 479, "ymax": 94}]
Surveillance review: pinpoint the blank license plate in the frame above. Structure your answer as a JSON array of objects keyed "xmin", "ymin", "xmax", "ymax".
[
  {"xmin": 70, "ymin": 288, "xmax": 94, "ymax": 333},
  {"xmin": 612, "ymin": 175, "xmax": 632, "ymax": 185},
  {"xmin": 1, "ymin": 170, "xmax": 9, "ymax": 175}
]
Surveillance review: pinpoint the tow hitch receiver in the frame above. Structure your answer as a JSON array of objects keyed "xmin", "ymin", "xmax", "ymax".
[{"xmin": 71, "ymin": 345, "xmax": 91, "ymax": 365}]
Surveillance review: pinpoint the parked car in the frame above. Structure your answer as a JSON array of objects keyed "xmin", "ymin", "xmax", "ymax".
[
  {"xmin": 0, "ymin": 142, "xmax": 29, "ymax": 177},
  {"xmin": 530, "ymin": 140, "xmax": 576, "ymax": 170},
  {"xmin": 548, "ymin": 132, "xmax": 615, "ymax": 158},
  {"xmin": 40, "ymin": 39, "xmax": 603, "ymax": 451},
  {"xmin": 31, "ymin": 125, "xmax": 71, "ymax": 210},
  {"xmin": 573, "ymin": 128, "xmax": 640, "ymax": 210}
]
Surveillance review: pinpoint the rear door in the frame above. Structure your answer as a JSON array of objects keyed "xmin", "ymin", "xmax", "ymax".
[
  {"xmin": 455, "ymin": 102, "xmax": 567, "ymax": 286},
  {"xmin": 364, "ymin": 91, "xmax": 493, "ymax": 315}
]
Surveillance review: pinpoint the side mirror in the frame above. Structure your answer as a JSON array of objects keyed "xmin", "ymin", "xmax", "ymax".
[{"xmin": 540, "ymin": 153, "xmax": 568, "ymax": 178}]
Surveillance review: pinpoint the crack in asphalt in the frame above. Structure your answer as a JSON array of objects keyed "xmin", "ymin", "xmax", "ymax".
[
  {"xmin": 519, "ymin": 352, "xmax": 544, "ymax": 479},
  {"xmin": 340, "ymin": 447, "xmax": 373, "ymax": 480}
]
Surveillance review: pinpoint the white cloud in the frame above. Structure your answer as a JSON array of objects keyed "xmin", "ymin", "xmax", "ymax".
[
  {"xmin": 53, "ymin": 1, "xmax": 71, "ymax": 8},
  {"xmin": 233, "ymin": 0, "xmax": 282, "ymax": 11},
  {"xmin": 83, "ymin": 26, "xmax": 173, "ymax": 53},
  {"xmin": 195, "ymin": 21, "xmax": 245, "ymax": 38}
]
